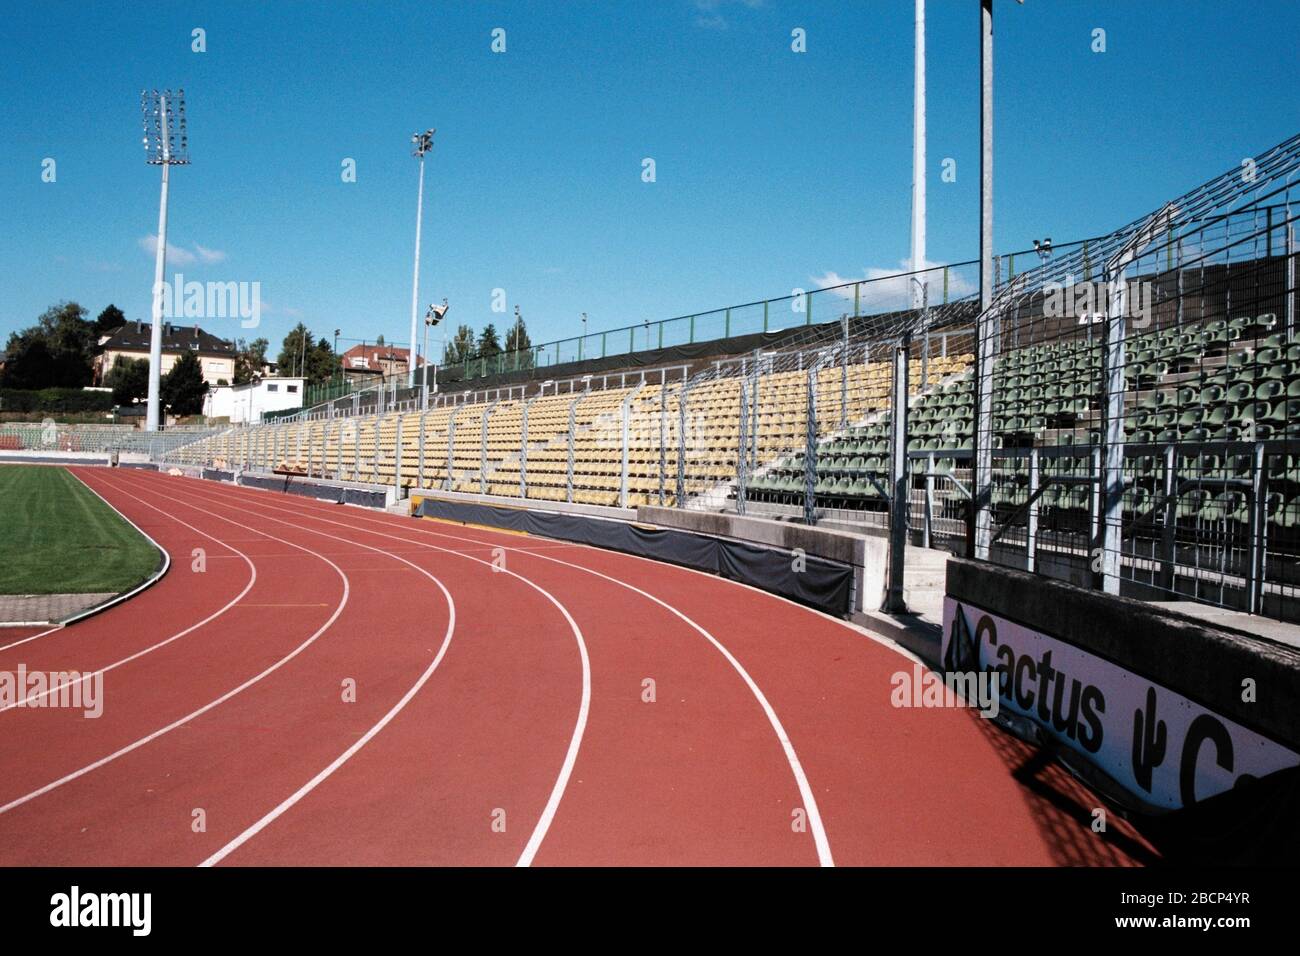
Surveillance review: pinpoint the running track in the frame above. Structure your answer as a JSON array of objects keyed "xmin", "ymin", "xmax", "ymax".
[{"xmin": 0, "ymin": 466, "xmax": 1155, "ymax": 866}]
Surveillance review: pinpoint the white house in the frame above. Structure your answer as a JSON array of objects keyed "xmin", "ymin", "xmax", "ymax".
[{"xmin": 204, "ymin": 377, "xmax": 306, "ymax": 424}]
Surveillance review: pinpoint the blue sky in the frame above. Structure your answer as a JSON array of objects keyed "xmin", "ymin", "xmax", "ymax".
[{"xmin": 1, "ymin": 0, "xmax": 1297, "ymax": 355}]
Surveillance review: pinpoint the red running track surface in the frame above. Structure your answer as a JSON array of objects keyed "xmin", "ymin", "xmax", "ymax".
[{"xmin": 0, "ymin": 467, "xmax": 1156, "ymax": 866}]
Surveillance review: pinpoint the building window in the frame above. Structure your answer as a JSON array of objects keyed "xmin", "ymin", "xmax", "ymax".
[
  {"xmin": 287, "ymin": 385, "xmax": 298, "ymax": 393},
  {"xmin": 267, "ymin": 384, "xmax": 278, "ymax": 392}
]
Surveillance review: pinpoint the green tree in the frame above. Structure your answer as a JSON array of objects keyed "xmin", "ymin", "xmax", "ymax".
[
  {"xmin": 277, "ymin": 324, "xmax": 314, "ymax": 378},
  {"xmin": 94, "ymin": 304, "xmax": 127, "ymax": 337},
  {"xmin": 1, "ymin": 302, "xmax": 96, "ymax": 388},
  {"xmin": 104, "ymin": 356, "xmax": 150, "ymax": 405},
  {"xmin": 160, "ymin": 351, "xmax": 207, "ymax": 417},
  {"xmin": 304, "ymin": 339, "xmax": 341, "ymax": 387},
  {"xmin": 0, "ymin": 336, "xmax": 55, "ymax": 389},
  {"xmin": 477, "ymin": 323, "xmax": 502, "ymax": 358},
  {"xmin": 444, "ymin": 324, "xmax": 476, "ymax": 364},
  {"xmin": 505, "ymin": 313, "xmax": 531, "ymax": 354},
  {"xmin": 233, "ymin": 336, "xmax": 270, "ymax": 385}
]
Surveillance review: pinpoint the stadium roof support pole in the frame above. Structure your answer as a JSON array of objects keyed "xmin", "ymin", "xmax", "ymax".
[{"xmin": 910, "ymin": 0, "xmax": 926, "ymax": 309}]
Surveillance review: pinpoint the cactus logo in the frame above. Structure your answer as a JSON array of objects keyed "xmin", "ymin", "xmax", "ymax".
[{"xmin": 942, "ymin": 598, "xmax": 1300, "ymax": 809}]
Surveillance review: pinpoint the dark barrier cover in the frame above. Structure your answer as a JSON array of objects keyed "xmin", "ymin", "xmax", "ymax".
[
  {"xmin": 414, "ymin": 497, "xmax": 852, "ymax": 616},
  {"xmin": 202, "ymin": 468, "xmax": 234, "ymax": 482},
  {"xmin": 119, "ymin": 462, "xmax": 160, "ymax": 470},
  {"xmin": 718, "ymin": 539, "xmax": 852, "ymax": 614},
  {"xmin": 233, "ymin": 472, "xmax": 386, "ymax": 509}
]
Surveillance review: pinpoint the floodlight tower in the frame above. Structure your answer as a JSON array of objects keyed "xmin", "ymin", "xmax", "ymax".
[
  {"xmin": 409, "ymin": 128, "xmax": 436, "ymax": 388},
  {"xmin": 910, "ymin": 0, "xmax": 926, "ymax": 311},
  {"xmin": 141, "ymin": 88, "xmax": 190, "ymax": 431}
]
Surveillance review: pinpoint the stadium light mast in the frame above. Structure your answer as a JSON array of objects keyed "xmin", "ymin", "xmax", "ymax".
[
  {"xmin": 910, "ymin": 0, "xmax": 926, "ymax": 310},
  {"xmin": 141, "ymin": 88, "xmax": 189, "ymax": 431},
  {"xmin": 408, "ymin": 128, "xmax": 436, "ymax": 389}
]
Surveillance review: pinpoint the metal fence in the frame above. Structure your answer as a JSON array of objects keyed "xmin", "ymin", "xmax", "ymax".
[
  {"xmin": 964, "ymin": 133, "xmax": 1300, "ymax": 623},
  {"xmin": 164, "ymin": 132, "xmax": 1300, "ymax": 625},
  {"xmin": 0, "ymin": 422, "xmax": 221, "ymax": 457}
]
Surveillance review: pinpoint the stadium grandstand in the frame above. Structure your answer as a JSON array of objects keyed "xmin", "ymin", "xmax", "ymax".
[{"xmin": 164, "ymin": 131, "xmax": 1300, "ymax": 626}]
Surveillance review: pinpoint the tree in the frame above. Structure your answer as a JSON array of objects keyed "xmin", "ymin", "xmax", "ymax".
[
  {"xmin": 477, "ymin": 323, "xmax": 502, "ymax": 358},
  {"xmin": 375, "ymin": 333, "xmax": 385, "ymax": 346},
  {"xmin": 505, "ymin": 312, "xmax": 532, "ymax": 354},
  {"xmin": 94, "ymin": 304, "xmax": 127, "ymax": 337},
  {"xmin": 0, "ymin": 336, "xmax": 55, "ymax": 389},
  {"xmin": 304, "ymin": 339, "xmax": 341, "ymax": 387},
  {"xmin": 277, "ymin": 324, "xmax": 314, "ymax": 378},
  {"xmin": 233, "ymin": 336, "xmax": 269, "ymax": 385},
  {"xmin": 160, "ymin": 351, "xmax": 207, "ymax": 417},
  {"xmin": 444, "ymin": 324, "xmax": 476, "ymax": 365},
  {"xmin": 1, "ymin": 301, "xmax": 95, "ymax": 389},
  {"xmin": 104, "ymin": 356, "xmax": 150, "ymax": 406}
]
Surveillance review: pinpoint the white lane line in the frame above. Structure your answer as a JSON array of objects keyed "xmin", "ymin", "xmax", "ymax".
[
  {"xmin": 0, "ymin": 624, "xmax": 64, "ymax": 653},
  {"xmin": 236, "ymin": 488, "xmax": 837, "ymax": 865},
  {"xmin": 150, "ymin": 472, "xmax": 591, "ymax": 868},
  {"xmin": 0, "ymin": 474, "xmax": 259, "ymax": 713},
  {"xmin": 200, "ymin": 575, "xmax": 456, "ymax": 867},
  {"xmin": 61, "ymin": 467, "xmax": 172, "ymax": 626},
  {"xmin": 0, "ymin": 466, "xmax": 171, "ymax": 653},
  {"xmin": 93, "ymin": 471, "xmax": 471, "ymax": 867},
  {"xmin": 0, "ymin": 475, "xmax": 349, "ymax": 816}
]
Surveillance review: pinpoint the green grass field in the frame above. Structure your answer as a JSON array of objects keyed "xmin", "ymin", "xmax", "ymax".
[{"xmin": 0, "ymin": 466, "xmax": 163, "ymax": 595}]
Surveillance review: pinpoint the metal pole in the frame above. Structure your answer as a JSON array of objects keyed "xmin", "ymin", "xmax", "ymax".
[
  {"xmin": 566, "ymin": 398, "xmax": 578, "ymax": 503},
  {"xmin": 417, "ymin": 412, "xmax": 426, "ymax": 489},
  {"xmin": 445, "ymin": 407, "xmax": 458, "ymax": 490},
  {"xmin": 971, "ymin": 0, "xmax": 995, "ymax": 560},
  {"xmin": 676, "ymin": 383, "xmax": 688, "ymax": 506},
  {"xmin": 421, "ymin": 318, "xmax": 431, "ymax": 412},
  {"xmin": 1100, "ymin": 261, "xmax": 1129, "ymax": 595},
  {"xmin": 145, "ymin": 93, "xmax": 170, "ymax": 433},
  {"xmin": 394, "ymin": 414, "xmax": 404, "ymax": 493},
  {"xmin": 911, "ymin": 0, "xmax": 926, "ymax": 310},
  {"xmin": 736, "ymin": 381, "xmax": 749, "ymax": 516},
  {"xmin": 408, "ymin": 153, "xmax": 426, "ymax": 389},
  {"xmin": 840, "ymin": 313, "xmax": 849, "ymax": 431},
  {"xmin": 658, "ymin": 382, "xmax": 667, "ymax": 506},
  {"xmin": 804, "ymin": 367, "xmax": 818, "ymax": 526},
  {"xmin": 619, "ymin": 391, "xmax": 632, "ymax": 508},
  {"xmin": 883, "ymin": 338, "xmax": 910, "ymax": 612}
]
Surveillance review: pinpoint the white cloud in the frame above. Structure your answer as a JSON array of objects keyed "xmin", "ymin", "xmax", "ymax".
[
  {"xmin": 813, "ymin": 258, "xmax": 977, "ymax": 312},
  {"xmin": 194, "ymin": 243, "xmax": 227, "ymax": 264},
  {"xmin": 138, "ymin": 235, "xmax": 227, "ymax": 266},
  {"xmin": 693, "ymin": 0, "xmax": 762, "ymax": 30},
  {"xmin": 261, "ymin": 302, "xmax": 304, "ymax": 319}
]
